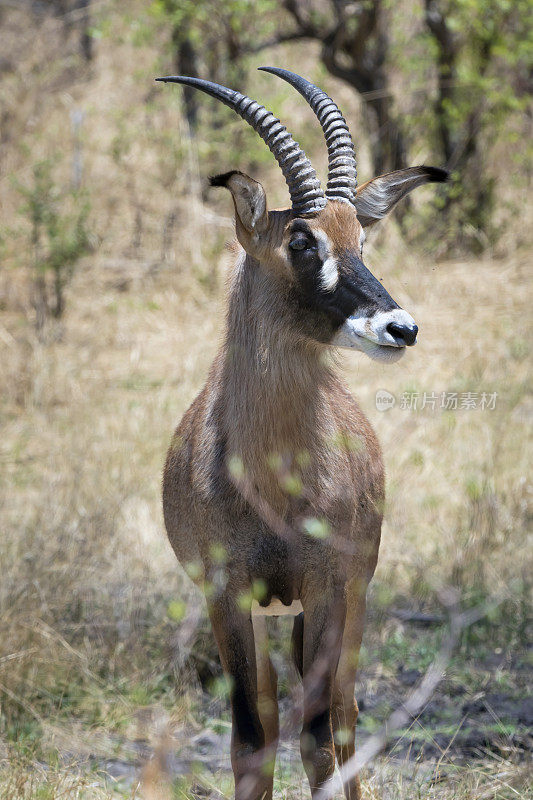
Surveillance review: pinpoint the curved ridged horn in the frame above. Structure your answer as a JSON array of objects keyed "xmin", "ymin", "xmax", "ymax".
[
  {"xmin": 156, "ymin": 75, "xmax": 326, "ymax": 216},
  {"xmin": 259, "ymin": 67, "xmax": 357, "ymax": 205}
]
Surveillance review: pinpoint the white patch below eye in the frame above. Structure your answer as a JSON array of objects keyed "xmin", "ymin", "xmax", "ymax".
[
  {"xmin": 315, "ymin": 230, "xmax": 338, "ymax": 291},
  {"xmin": 320, "ymin": 256, "xmax": 339, "ymax": 291}
]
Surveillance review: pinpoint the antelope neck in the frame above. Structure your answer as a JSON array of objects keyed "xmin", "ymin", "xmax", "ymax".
[{"xmin": 221, "ymin": 251, "xmax": 332, "ymax": 466}]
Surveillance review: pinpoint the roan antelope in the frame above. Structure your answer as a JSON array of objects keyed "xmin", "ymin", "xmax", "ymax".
[{"xmin": 158, "ymin": 68, "xmax": 447, "ymax": 800}]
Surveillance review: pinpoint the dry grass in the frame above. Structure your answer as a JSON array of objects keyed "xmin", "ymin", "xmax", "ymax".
[
  {"xmin": 0, "ymin": 1, "xmax": 531, "ymax": 798},
  {"xmin": 1, "ymin": 752, "xmax": 530, "ymax": 800}
]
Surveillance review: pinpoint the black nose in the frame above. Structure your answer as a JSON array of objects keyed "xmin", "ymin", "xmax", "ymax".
[{"xmin": 386, "ymin": 321, "xmax": 418, "ymax": 346}]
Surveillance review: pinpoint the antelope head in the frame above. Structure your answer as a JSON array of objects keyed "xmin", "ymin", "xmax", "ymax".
[{"xmin": 157, "ymin": 68, "xmax": 447, "ymax": 363}]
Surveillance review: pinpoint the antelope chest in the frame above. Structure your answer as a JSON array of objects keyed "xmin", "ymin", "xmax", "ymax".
[{"xmin": 246, "ymin": 531, "xmax": 300, "ymax": 608}]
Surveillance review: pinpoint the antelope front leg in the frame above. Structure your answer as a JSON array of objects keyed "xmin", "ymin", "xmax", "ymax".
[
  {"xmin": 300, "ymin": 584, "xmax": 346, "ymax": 796},
  {"xmin": 252, "ymin": 614, "xmax": 279, "ymax": 800},
  {"xmin": 208, "ymin": 591, "xmax": 268, "ymax": 800},
  {"xmin": 331, "ymin": 577, "xmax": 368, "ymax": 800}
]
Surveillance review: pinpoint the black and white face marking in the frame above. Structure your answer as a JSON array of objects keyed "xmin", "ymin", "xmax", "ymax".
[
  {"xmin": 287, "ymin": 221, "xmax": 339, "ymax": 292},
  {"xmin": 287, "ymin": 219, "xmax": 418, "ymax": 362}
]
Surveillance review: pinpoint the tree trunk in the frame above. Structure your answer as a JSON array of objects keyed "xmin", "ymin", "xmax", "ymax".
[
  {"xmin": 173, "ymin": 31, "xmax": 199, "ymax": 132},
  {"xmin": 319, "ymin": 4, "xmax": 408, "ymax": 176},
  {"xmin": 425, "ymin": 0, "xmax": 458, "ymax": 165},
  {"xmin": 365, "ymin": 93, "xmax": 408, "ymax": 175}
]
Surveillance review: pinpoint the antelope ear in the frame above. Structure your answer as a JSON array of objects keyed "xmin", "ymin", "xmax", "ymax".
[
  {"xmin": 210, "ymin": 170, "xmax": 269, "ymax": 236},
  {"xmin": 354, "ymin": 166, "xmax": 448, "ymax": 228}
]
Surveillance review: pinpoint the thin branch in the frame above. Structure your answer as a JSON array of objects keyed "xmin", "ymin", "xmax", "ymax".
[
  {"xmin": 315, "ymin": 596, "xmax": 504, "ymax": 800},
  {"xmin": 242, "ymin": 30, "xmax": 313, "ymax": 55}
]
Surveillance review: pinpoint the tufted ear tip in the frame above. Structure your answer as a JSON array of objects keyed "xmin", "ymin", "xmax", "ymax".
[
  {"xmin": 209, "ymin": 171, "xmax": 269, "ymax": 236},
  {"xmin": 421, "ymin": 165, "xmax": 449, "ymax": 183},
  {"xmin": 209, "ymin": 171, "xmax": 243, "ymax": 188}
]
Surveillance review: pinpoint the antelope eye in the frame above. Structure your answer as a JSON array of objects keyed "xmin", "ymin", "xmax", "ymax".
[{"xmin": 289, "ymin": 234, "xmax": 311, "ymax": 252}]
